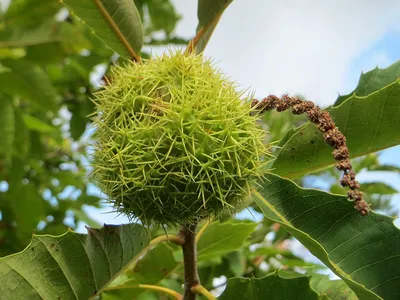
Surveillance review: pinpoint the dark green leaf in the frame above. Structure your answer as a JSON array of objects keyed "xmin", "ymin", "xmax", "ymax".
[
  {"xmin": 0, "ymin": 97, "xmax": 15, "ymax": 163},
  {"xmin": 12, "ymin": 108, "xmax": 29, "ymax": 158},
  {"xmin": 219, "ymin": 271, "xmax": 320, "ymax": 300},
  {"xmin": 0, "ymin": 224, "xmax": 150, "ymax": 299},
  {"xmin": 8, "ymin": 184, "xmax": 45, "ymax": 244},
  {"xmin": 69, "ymin": 99, "xmax": 93, "ymax": 141},
  {"xmin": 129, "ymin": 243, "xmax": 178, "ymax": 284},
  {"xmin": 0, "ymin": 59, "xmax": 57, "ymax": 111},
  {"xmin": 253, "ymin": 173, "xmax": 400, "ymax": 300},
  {"xmin": 193, "ymin": 0, "xmax": 233, "ymax": 54},
  {"xmin": 271, "ymin": 80, "xmax": 400, "ymax": 178},
  {"xmin": 104, "ymin": 243, "xmax": 179, "ymax": 298},
  {"xmin": 63, "ymin": 0, "xmax": 143, "ymax": 60}
]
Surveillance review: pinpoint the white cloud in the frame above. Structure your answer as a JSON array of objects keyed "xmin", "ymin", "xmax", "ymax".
[{"xmin": 172, "ymin": 0, "xmax": 400, "ymax": 105}]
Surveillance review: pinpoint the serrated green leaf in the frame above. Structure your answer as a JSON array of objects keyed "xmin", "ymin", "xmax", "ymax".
[
  {"xmin": 197, "ymin": 221, "xmax": 257, "ymax": 261},
  {"xmin": 193, "ymin": 0, "xmax": 233, "ymax": 54},
  {"xmin": 219, "ymin": 271, "xmax": 320, "ymax": 300},
  {"xmin": 271, "ymin": 79, "xmax": 400, "ymax": 178},
  {"xmin": 0, "ymin": 59, "xmax": 57, "ymax": 112},
  {"xmin": 62, "ymin": 0, "xmax": 143, "ymax": 60},
  {"xmin": 335, "ymin": 60, "xmax": 400, "ymax": 106},
  {"xmin": 0, "ymin": 224, "xmax": 150, "ymax": 299},
  {"xmin": 253, "ymin": 173, "xmax": 400, "ymax": 300}
]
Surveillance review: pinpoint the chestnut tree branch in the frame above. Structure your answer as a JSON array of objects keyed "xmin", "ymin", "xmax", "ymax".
[{"xmin": 180, "ymin": 223, "xmax": 200, "ymax": 300}]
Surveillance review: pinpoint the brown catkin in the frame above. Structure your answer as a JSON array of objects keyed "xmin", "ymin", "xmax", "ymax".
[{"xmin": 252, "ymin": 94, "xmax": 370, "ymax": 216}]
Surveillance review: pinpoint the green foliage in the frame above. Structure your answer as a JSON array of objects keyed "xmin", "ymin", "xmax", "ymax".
[
  {"xmin": 254, "ymin": 173, "xmax": 400, "ymax": 300},
  {"xmin": 335, "ymin": 60, "xmax": 400, "ymax": 105},
  {"xmin": 62, "ymin": 0, "xmax": 143, "ymax": 60},
  {"xmin": 0, "ymin": 0, "xmax": 183, "ymax": 258},
  {"xmin": 0, "ymin": 98, "xmax": 14, "ymax": 164},
  {"xmin": 219, "ymin": 271, "xmax": 320, "ymax": 300},
  {"xmin": 194, "ymin": 0, "xmax": 233, "ymax": 54},
  {"xmin": 219, "ymin": 271, "xmax": 357, "ymax": 299},
  {"xmin": 272, "ymin": 79, "xmax": 400, "ymax": 178},
  {"xmin": 92, "ymin": 51, "xmax": 268, "ymax": 225},
  {"xmin": 146, "ymin": 0, "xmax": 180, "ymax": 36},
  {"xmin": 0, "ymin": 224, "xmax": 150, "ymax": 299},
  {"xmin": 0, "ymin": 59, "xmax": 57, "ymax": 112},
  {"xmin": 103, "ymin": 243, "xmax": 179, "ymax": 298},
  {"xmin": 310, "ymin": 274, "xmax": 357, "ymax": 299},
  {"xmin": 0, "ymin": 0, "xmax": 399, "ymax": 299},
  {"xmin": 197, "ymin": 221, "xmax": 257, "ymax": 261}
]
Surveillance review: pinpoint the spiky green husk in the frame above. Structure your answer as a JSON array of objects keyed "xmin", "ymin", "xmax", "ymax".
[{"xmin": 91, "ymin": 51, "xmax": 268, "ymax": 226}]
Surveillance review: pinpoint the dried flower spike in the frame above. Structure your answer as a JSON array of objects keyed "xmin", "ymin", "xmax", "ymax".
[{"xmin": 251, "ymin": 94, "xmax": 370, "ymax": 216}]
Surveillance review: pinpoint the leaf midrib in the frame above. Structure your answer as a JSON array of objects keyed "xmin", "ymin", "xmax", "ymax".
[{"xmin": 91, "ymin": 0, "xmax": 140, "ymax": 62}]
